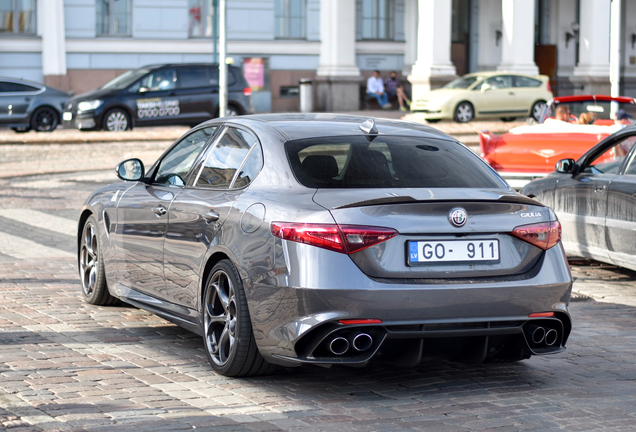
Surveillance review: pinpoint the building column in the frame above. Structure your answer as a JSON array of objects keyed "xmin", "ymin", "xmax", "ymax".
[
  {"xmin": 572, "ymin": 0, "xmax": 611, "ymax": 94},
  {"xmin": 315, "ymin": 0, "xmax": 361, "ymax": 111},
  {"xmin": 497, "ymin": 0, "xmax": 538, "ymax": 75},
  {"xmin": 401, "ymin": 0, "xmax": 418, "ymax": 77},
  {"xmin": 39, "ymin": 0, "xmax": 67, "ymax": 89},
  {"xmin": 408, "ymin": 0, "xmax": 456, "ymax": 110}
]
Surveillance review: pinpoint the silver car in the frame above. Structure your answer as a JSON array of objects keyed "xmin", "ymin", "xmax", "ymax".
[{"xmin": 78, "ymin": 114, "xmax": 573, "ymax": 377}]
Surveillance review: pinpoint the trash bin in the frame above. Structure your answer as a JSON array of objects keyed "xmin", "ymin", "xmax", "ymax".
[{"xmin": 299, "ymin": 78, "xmax": 313, "ymax": 113}]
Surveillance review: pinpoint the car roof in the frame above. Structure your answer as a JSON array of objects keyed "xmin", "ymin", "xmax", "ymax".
[
  {"xmin": 462, "ymin": 71, "xmax": 547, "ymax": 79},
  {"xmin": 218, "ymin": 114, "xmax": 456, "ymax": 142},
  {"xmin": 553, "ymin": 94, "xmax": 636, "ymax": 104},
  {"xmin": 140, "ymin": 63, "xmax": 239, "ymax": 70}
]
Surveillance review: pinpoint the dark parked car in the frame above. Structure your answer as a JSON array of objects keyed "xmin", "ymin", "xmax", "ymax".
[
  {"xmin": 0, "ymin": 77, "xmax": 70, "ymax": 132},
  {"xmin": 78, "ymin": 114, "xmax": 572, "ymax": 376},
  {"xmin": 63, "ymin": 63, "xmax": 253, "ymax": 131},
  {"xmin": 522, "ymin": 124, "xmax": 636, "ymax": 272}
]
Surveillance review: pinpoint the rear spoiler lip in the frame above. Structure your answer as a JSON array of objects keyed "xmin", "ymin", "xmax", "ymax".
[{"xmin": 332, "ymin": 194, "xmax": 543, "ymax": 210}]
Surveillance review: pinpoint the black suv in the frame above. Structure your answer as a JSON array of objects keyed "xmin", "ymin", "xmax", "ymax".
[{"xmin": 63, "ymin": 63, "xmax": 253, "ymax": 131}]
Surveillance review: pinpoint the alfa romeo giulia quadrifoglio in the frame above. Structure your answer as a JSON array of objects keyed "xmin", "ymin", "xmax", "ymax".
[{"xmin": 77, "ymin": 114, "xmax": 573, "ymax": 376}]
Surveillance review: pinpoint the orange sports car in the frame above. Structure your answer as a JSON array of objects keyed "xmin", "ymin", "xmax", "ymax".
[{"xmin": 479, "ymin": 95, "xmax": 636, "ymax": 188}]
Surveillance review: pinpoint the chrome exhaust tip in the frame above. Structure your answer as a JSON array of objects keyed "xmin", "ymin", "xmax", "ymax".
[
  {"xmin": 329, "ymin": 337, "xmax": 350, "ymax": 355},
  {"xmin": 544, "ymin": 328, "xmax": 558, "ymax": 346},
  {"xmin": 526, "ymin": 325, "xmax": 546, "ymax": 344},
  {"xmin": 352, "ymin": 333, "xmax": 373, "ymax": 352}
]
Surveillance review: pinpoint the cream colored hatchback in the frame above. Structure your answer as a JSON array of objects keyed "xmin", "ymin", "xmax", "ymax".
[{"xmin": 411, "ymin": 72, "xmax": 553, "ymax": 123}]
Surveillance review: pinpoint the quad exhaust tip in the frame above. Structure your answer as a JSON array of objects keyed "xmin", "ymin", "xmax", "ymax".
[
  {"xmin": 352, "ymin": 333, "xmax": 373, "ymax": 352},
  {"xmin": 544, "ymin": 328, "xmax": 558, "ymax": 346},
  {"xmin": 329, "ymin": 337, "xmax": 350, "ymax": 355}
]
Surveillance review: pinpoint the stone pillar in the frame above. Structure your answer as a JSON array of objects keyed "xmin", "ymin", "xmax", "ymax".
[
  {"xmin": 408, "ymin": 0, "xmax": 456, "ymax": 110},
  {"xmin": 497, "ymin": 0, "xmax": 539, "ymax": 74},
  {"xmin": 40, "ymin": 0, "xmax": 67, "ymax": 89},
  {"xmin": 315, "ymin": 0, "xmax": 361, "ymax": 112},
  {"xmin": 401, "ymin": 0, "xmax": 418, "ymax": 77},
  {"xmin": 572, "ymin": 0, "xmax": 611, "ymax": 94}
]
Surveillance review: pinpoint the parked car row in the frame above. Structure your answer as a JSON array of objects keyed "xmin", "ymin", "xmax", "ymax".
[{"xmin": 1, "ymin": 63, "xmax": 253, "ymax": 133}]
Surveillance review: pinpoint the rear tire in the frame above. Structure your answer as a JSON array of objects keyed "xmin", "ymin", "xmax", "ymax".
[
  {"xmin": 202, "ymin": 259, "xmax": 274, "ymax": 377},
  {"xmin": 30, "ymin": 106, "xmax": 58, "ymax": 132},
  {"xmin": 454, "ymin": 101, "xmax": 474, "ymax": 123},
  {"xmin": 79, "ymin": 215, "xmax": 118, "ymax": 306}
]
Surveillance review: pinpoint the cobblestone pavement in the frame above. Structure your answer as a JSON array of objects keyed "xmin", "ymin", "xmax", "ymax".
[{"xmin": 1, "ymin": 165, "xmax": 636, "ymax": 431}]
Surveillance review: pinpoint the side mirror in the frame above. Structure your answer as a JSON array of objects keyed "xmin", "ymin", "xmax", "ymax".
[
  {"xmin": 555, "ymin": 158, "xmax": 575, "ymax": 174},
  {"xmin": 116, "ymin": 158, "xmax": 145, "ymax": 181}
]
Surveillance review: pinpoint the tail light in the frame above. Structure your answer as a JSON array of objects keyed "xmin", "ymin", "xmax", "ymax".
[
  {"xmin": 271, "ymin": 222, "xmax": 398, "ymax": 254},
  {"xmin": 511, "ymin": 221, "xmax": 561, "ymax": 250},
  {"xmin": 243, "ymin": 87, "xmax": 252, "ymax": 96},
  {"xmin": 546, "ymin": 81, "xmax": 552, "ymax": 93}
]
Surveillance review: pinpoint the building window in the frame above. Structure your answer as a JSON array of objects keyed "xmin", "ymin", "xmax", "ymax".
[
  {"xmin": 357, "ymin": 0, "xmax": 394, "ymax": 40},
  {"xmin": 96, "ymin": 0, "xmax": 130, "ymax": 37},
  {"xmin": 189, "ymin": 0, "xmax": 216, "ymax": 38},
  {"xmin": 0, "ymin": 0, "xmax": 36, "ymax": 35},
  {"xmin": 275, "ymin": 0, "xmax": 306, "ymax": 39}
]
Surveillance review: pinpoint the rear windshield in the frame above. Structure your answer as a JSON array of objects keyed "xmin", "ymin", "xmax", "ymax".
[{"xmin": 286, "ymin": 136, "xmax": 505, "ymax": 189}]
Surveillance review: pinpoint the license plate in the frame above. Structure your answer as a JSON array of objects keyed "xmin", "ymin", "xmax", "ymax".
[
  {"xmin": 408, "ymin": 239, "xmax": 500, "ymax": 264},
  {"xmin": 63, "ymin": 112, "xmax": 72, "ymax": 121}
]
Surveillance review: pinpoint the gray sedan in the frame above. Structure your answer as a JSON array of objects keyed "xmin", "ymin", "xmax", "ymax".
[
  {"xmin": 522, "ymin": 123, "xmax": 636, "ymax": 272},
  {"xmin": 0, "ymin": 77, "xmax": 70, "ymax": 132},
  {"xmin": 78, "ymin": 114, "xmax": 573, "ymax": 376}
]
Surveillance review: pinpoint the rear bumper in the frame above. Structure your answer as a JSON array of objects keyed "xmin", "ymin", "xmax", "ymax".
[{"xmin": 247, "ymin": 242, "xmax": 572, "ymax": 367}]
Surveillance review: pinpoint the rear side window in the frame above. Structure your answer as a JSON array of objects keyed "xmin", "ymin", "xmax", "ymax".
[
  {"xmin": 195, "ymin": 127, "xmax": 256, "ymax": 188},
  {"xmin": 207, "ymin": 68, "xmax": 236, "ymax": 87},
  {"xmin": 514, "ymin": 76, "xmax": 542, "ymax": 88},
  {"xmin": 178, "ymin": 67, "xmax": 211, "ymax": 88},
  {"xmin": 286, "ymin": 136, "xmax": 505, "ymax": 189},
  {"xmin": 0, "ymin": 82, "xmax": 40, "ymax": 93}
]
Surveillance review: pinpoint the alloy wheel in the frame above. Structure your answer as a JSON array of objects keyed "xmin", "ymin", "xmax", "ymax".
[
  {"xmin": 532, "ymin": 101, "xmax": 546, "ymax": 122},
  {"xmin": 33, "ymin": 107, "xmax": 57, "ymax": 131},
  {"xmin": 79, "ymin": 222, "xmax": 99, "ymax": 296},
  {"xmin": 204, "ymin": 270, "xmax": 238, "ymax": 366},
  {"xmin": 106, "ymin": 111, "xmax": 128, "ymax": 131},
  {"xmin": 456, "ymin": 103, "xmax": 473, "ymax": 123}
]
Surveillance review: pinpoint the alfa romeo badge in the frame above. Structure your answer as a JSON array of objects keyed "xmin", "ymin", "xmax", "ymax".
[{"xmin": 449, "ymin": 208, "xmax": 467, "ymax": 227}]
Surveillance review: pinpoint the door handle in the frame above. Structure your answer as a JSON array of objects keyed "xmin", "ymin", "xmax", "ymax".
[
  {"xmin": 24, "ymin": 97, "xmax": 31, "ymax": 102},
  {"xmin": 508, "ymin": 92, "xmax": 515, "ymax": 95},
  {"xmin": 202, "ymin": 211, "xmax": 220, "ymax": 223},
  {"xmin": 152, "ymin": 206, "xmax": 167, "ymax": 216}
]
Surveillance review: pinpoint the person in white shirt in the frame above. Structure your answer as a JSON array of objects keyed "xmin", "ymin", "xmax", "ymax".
[{"xmin": 366, "ymin": 70, "xmax": 391, "ymax": 109}]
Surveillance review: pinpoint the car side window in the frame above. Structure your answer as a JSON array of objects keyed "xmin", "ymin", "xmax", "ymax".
[
  {"xmin": 513, "ymin": 76, "xmax": 541, "ymax": 88},
  {"xmin": 480, "ymin": 75, "xmax": 511, "ymax": 90},
  {"xmin": 0, "ymin": 82, "xmax": 40, "ymax": 93},
  {"xmin": 177, "ymin": 67, "xmax": 211, "ymax": 89},
  {"xmin": 138, "ymin": 68, "xmax": 177, "ymax": 92},
  {"xmin": 621, "ymin": 139, "xmax": 636, "ymax": 176},
  {"xmin": 232, "ymin": 144, "xmax": 264, "ymax": 188},
  {"xmin": 584, "ymin": 136, "xmax": 636, "ymax": 175},
  {"xmin": 154, "ymin": 127, "xmax": 217, "ymax": 187},
  {"xmin": 195, "ymin": 127, "xmax": 256, "ymax": 188},
  {"xmin": 207, "ymin": 68, "xmax": 236, "ymax": 87}
]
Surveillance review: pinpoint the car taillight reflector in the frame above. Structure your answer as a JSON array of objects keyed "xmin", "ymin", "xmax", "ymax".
[
  {"xmin": 340, "ymin": 319, "xmax": 383, "ymax": 325},
  {"xmin": 243, "ymin": 87, "xmax": 252, "ymax": 96},
  {"xmin": 270, "ymin": 222, "xmax": 398, "ymax": 254},
  {"xmin": 529, "ymin": 312, "xmax": 555, "ymax": 318},
  {"xmin": 546, "ymin": 81, "xmax": 552, "ymax": 93},
  {"xmin": 511, "ymin": 221, "xmax": 561, "ymax": 250}
]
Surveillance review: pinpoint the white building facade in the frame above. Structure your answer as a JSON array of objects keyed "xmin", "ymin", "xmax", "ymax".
[{"xmin": 1, "ymin": 0, "xmax": 633, "ymax": 112}]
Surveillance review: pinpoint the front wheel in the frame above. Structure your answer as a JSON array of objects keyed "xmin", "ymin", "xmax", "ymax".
[
  {"xmin": 79, "ymin": 215, "xmax": 118, "ymax": 306},
  {"xmin": 103, "ymin": 108, "xmax": 131, "ymax": 131},
  {"xmin": 30, "ymin": 106, "xmax": 58, "ymax": 132},
  {"xmin": 531, "ymin": 100, "xmax": 546, "ymax": 122},
  {"xmin": 202, "ymin": 260, "xmax": 274, "ymax": 377},
  {"xmin": 454, "ymin": 102, "xmax": 474, "ymax": 123}
]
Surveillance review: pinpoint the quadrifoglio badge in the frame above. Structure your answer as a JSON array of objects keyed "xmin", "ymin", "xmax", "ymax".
[{"xmin": 137, "ymin": 98, "xmax": 180, "ymax": 118}]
